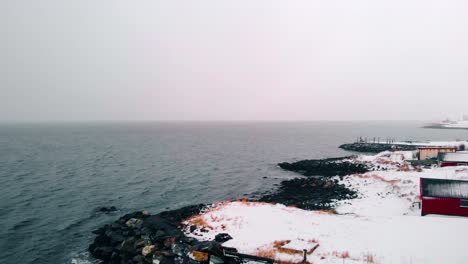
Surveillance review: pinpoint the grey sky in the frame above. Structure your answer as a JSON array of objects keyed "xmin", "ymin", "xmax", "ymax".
[{"xmin": 2, "ymin": 0, "xmax": 468, "ymax": 121}]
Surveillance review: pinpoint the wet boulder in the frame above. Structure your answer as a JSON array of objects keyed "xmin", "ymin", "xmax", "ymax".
[
  {"xmin": 126, "ymin": 218, "xmax": 144, "ymax": 229},
  {"xmin": 143, "ymin": 215, "xmax": 184, "ymax": 240}
]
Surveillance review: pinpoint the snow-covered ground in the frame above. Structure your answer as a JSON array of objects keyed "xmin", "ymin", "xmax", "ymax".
[
  {"xmin": 393, "ymin": 140, "xmax": 468, "ymax": 148},
  {"xmin": 183, "ymin": 151, "xmax": 468, "ymax": 264}
]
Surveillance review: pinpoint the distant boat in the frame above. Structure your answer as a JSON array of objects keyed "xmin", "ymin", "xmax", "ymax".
[{"xmin": 424, "ymin": 115, "xmax": 468, "ymax": 129}]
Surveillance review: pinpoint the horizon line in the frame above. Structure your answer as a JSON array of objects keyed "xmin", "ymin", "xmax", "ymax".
[{"xmin": 0, "ymin": 119, "xmax": 435, "ymax": 124}]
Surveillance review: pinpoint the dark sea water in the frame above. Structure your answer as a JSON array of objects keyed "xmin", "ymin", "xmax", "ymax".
[{"xmin": 1, "ymin": 121, "xmax": 467, "ymax": 264}]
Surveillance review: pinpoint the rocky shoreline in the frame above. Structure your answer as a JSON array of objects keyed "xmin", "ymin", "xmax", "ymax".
[
  {"xmin": 259, "ymin": 177, "xmax": 357, "ymax": 210},
  {"xmin": 339, "ymin": 143, "xmax": 418, "ymax": 153},
  {"xmin": 89, "ymin": 157, "xmax": 364, "ymax": 263},
  {"xmin": 278, "ymin": 157, "xmax": 369, "ymax": 176},
  {"xmin": 88, "ymin": 204, "xmax": 252, "ymax": 264}
]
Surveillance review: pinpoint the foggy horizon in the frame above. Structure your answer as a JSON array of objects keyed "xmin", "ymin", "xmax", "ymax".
[
  {"xmin": 0, "ymin": 119, "xmax": 456, "ymax": 124},
  {"xmin": 3, "ymin": 1, "xmax": 468, "ymax": 122}
]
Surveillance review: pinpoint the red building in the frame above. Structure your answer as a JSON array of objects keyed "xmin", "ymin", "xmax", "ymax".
[
  {"xmin": 438, "ymin": 152, "xmax": 468, "ymax": 167},
  {"xmin": 420, "ymin": 178, "xmax": 468, "ymax": 216}
]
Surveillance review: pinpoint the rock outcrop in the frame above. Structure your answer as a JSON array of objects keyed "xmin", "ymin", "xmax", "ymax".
[
  {"xmin": 259, "ymin": 177, "xmax": 357, "ymax": 210},
  {"xmin": 278, "ymin": 157, "xmax": 369, "ymax": 177},
  {"xmin": 339, "ymin": 143, "xmax": 418, "ymax": 153},
  {"xmin": 88, "ymin": 205, "xmax": 247, "ymax": 264}
]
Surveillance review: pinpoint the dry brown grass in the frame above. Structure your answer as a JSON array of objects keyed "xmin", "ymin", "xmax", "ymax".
[
  {"xmin": 366, "ymin": 254, "xmax": 375, "ymax": 263},
  {"xmin": 255, "ymin": 248, "xmax": 313, "ymax": 264},
  {"xmin": 190, "ymin": 251, "xmax": 209, "ymax": 261},
  {"xmin": 318, "ymin": 251, "xmax": 376, "ymax": 263},
  {"xmin": 255, "ymin": 248, "xmax": 276, "ymax": 259},
  {"xmin": 254, "ymin": 239, "xmax": 320, "ymax": 264},
  {"xmin": 375, "ymin": 158, "xmax": 399, "ymax": 165},
  {"xmin": 184, "ymin": 215, "xmax": 211, "ymax": 229},
  {"xmin": 273, "ymin": 240, "xmax": 290, "ymax": 248},
  {"xmin": 314, "ymin": 209, "xmax": 336, "ymax": 215},
  {"xmin": 277, "ymin": 247, "xmax": 304, "ymax": 255},
  {"xmin": 397, "ymin": 164, "xmax": 413, "ymax": 172},
  {"xmin": 271, "ymin": 240, "xmax": 304, "ymax": 255}
]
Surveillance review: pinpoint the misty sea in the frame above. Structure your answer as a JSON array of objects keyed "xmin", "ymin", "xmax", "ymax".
[{"xmin": 1, "ymin": 121, "xmax": 467, "ymax": 264}]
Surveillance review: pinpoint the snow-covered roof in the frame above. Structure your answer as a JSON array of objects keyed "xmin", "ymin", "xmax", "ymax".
[
  {"xmin": 438, "ymin": 152, "xmax": 468, "ymax": 162},
  {"xmin": 418, "ymin": 146, "xmax": 457, "ymax": 149},
  {"xmin": 421, "ymin": 178, "xmax": 468, "ymax": 199}
]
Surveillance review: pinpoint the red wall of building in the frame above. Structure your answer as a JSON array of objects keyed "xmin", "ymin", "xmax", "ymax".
[
  {"xmin": 421, "ymin": 196, "xmax": 468, "ymax": 216},
  {"xmin": 440, "ymin": 162, "xmax": 468, "ymax": 167},
  {"xmin": 440, "ymin": 162, "xmax": 456, "ymax": 167}
]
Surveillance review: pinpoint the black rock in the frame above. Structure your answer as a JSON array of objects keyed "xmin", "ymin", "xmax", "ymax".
[
  {"xmin": 110, "ymin": 223, "xmax": 122, "ymax": 230},
  {"xmin": 339, "ymin": 143, "xmax": 418, "ymax": 153},
  {"xmin": 133, "ymin": 255, "xmax": 144, "ymax": 263},
  {"xmin": 214, "ymin": 233, "xmax": 233, "ymax": 243},
  {"xmin": 110, "ymin": 252, "xmax": 120, "ymax": 262},
  {"xmin": 119, "ymin": 237, "xmax": 138, "ymax": 257},
  {"xmin": 93, "ymin": 246, "xmax": 114, "ymax": 261},
  {"xmin": 278, "ymin": 157, "xmax": 368, "ymax": 177},
  {"xmin": 143, "ymin": 216, "xmax": 184, "ymax": 240},
  {"xmin": 89, "ymin": 204, "xmax": 218, "ymax": 263},
  {"xmin": 157, "ymin": 204, "xmax": 205, "ymax": 225},
  {"xmin": 189, "ymin": 225, "xmax": 197, "ymax": 233},
  {"xmin": 94, "ymin": 233, "xmax": 110, "ymax": 245},
  {"xmin": 92, "ymin": 226, "xmax": 106, "ymax": 235},
  {"xmin": 155, "ymin": 230, "xmax": 166, "ymax": 238},
  {"xmin": 97, "ymin": 206, "xmax": 118, "ymax": 213},
  {"xmin": 259, "ymin": 177, "xmax": 357, "ymax": 210},
  {"xmin": 109, "ymin": 232, "xmax": 125, "ymax": 245},
  {"xmin": 159, "ymin": 256, "xmax": 176, "ymax": 264},
  {"xmin": 191, "ymin": 241, "xmax": 224, "ymax": 256}
]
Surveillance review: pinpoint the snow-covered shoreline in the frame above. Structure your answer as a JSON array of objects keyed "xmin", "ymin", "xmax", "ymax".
[{"xmin": 183, "ymin": 151, "xmax": 468, "ymax": 264}]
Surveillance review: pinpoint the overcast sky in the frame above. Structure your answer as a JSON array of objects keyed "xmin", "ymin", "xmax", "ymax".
[{"xmin": 2, "ymin": 1, "xmax": 468, "ymax": 122}]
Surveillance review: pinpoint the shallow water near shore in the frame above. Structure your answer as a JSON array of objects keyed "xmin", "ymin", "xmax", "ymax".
[{"xmin": 1, "ymin": 121, "xmax": 467, "ymax": 264}]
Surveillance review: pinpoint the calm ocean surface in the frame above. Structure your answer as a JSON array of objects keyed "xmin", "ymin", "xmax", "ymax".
[{"xmin": 1, "ymin": 121, "xmax": 467, "ymax": 264}]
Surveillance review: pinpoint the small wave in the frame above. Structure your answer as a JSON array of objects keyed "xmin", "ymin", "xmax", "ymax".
[
  {"xmin": 70, "ymin": 252, "xmax": 99, "ymax": 264},
  {"xmin": 11, "ymin": 217, "xmax": 39, "ymax": 231}
]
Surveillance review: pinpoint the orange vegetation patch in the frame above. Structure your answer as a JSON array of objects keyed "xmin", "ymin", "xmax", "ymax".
[
  {"xmin": 318, "ymin": 251, "xmax": 376, "ymax": 263},
  {"xmin": 356, "ymin": 173, "xmax": 401, "ymax": 186},
  {"xmin": 256, "ymin": 248, "xmax": 312, "ymax": 264},
  {"xmin": 273, "ymin": 240, "xmax": 290, "ymax": 248},
  {"xmin": 184, "ymin": 215, "xmax": 212, "ymax": 229},
  {"xmin": 314, "ymin": 210, "xmax": 336, "ymax": 215},
  {"xmin": 274, "ymin": 240, "xmax": 304, "ymax": 255},
  {"xmin": 255, "ymin": 239, "xmax": 320, "ymax": 264},
  {"xmin": 190, "ymin": 251, "xmax": 209, "ymax": 262},
  {"xmin": 256, "ymin": 248, "xmax": 276, "ymax": 259},
  {"xmin": 397, "ymin": 164, "xmax": 414, "ymax": 172},
  {"xmin": 374, "ymin": 158, "xmax": 400, "ymax": 165}
]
